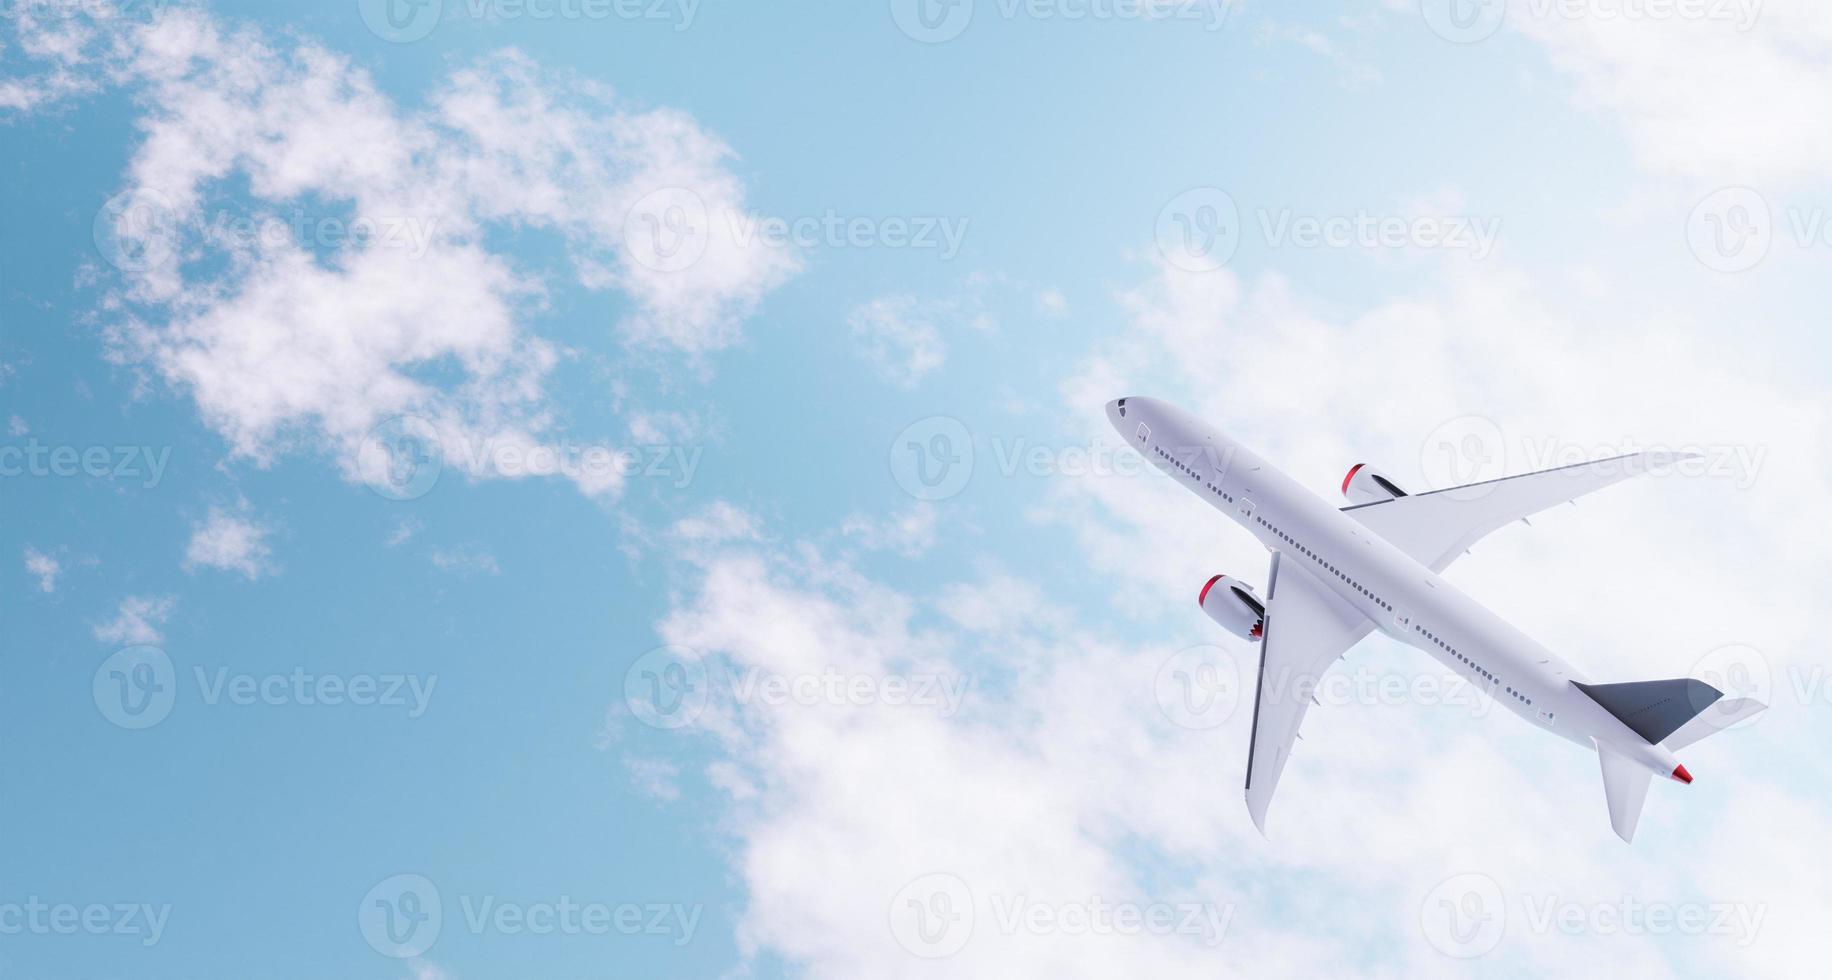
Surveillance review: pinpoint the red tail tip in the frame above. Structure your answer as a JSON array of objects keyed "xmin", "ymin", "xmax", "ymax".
[
  {"xmin": 1199, "ymin": 574, "xmax": 1223, "ymax": 606},
  {"xmin": 1672, "ymin": 764, "xmax": 1693, "ymax": 784}
]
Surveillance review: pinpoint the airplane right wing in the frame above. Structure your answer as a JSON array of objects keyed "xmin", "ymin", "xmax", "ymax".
[
  {"xmin": 1343, "ymin": 451, "xmax": 1697, "ymax": 572},
  {"xmin": 1245, "ymin": 552, "xmax": 1376, "ymax": 834}
]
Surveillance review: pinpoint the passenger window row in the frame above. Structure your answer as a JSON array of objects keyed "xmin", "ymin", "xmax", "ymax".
[
  {"xmin": 1153, "ymin": 445, "xmax": 1236, "ymax": 503},
  {"xmin": 1252, "ymin": 515, "xmax": 1392, "ymax": 613},
  {"xmin": 1414, "ymin": 623, "xmax": 1535, "ymax": 707}
]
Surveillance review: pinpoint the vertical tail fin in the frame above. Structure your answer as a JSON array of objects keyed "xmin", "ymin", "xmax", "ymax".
[{"xmin": 1598, "ymin": 746, "xmax": 1653, "ymax": 842}]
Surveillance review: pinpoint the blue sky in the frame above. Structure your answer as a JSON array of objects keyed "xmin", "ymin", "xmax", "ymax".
[{"xmin": 3, "ymin": 1, "xmax": 1830, "ymax": 977}]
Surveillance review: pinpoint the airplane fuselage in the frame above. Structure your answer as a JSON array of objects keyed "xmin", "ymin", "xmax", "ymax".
[{"xmin": 1108, "ymin": 397, "xmax": 1681, "ymax": 776}]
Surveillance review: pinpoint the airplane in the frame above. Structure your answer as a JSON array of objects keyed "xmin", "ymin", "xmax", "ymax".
[{"xmin": 1105, "ymin": 396, "xmax": 1763, "ymax": 842}]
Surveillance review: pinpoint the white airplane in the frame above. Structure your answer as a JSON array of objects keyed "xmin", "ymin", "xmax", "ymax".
[{"xmin": 1106, "ymin": 396, "xmax": 1763, "ymax": 842}]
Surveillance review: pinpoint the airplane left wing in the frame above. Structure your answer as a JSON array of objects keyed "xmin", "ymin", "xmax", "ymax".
[{"xmin": 1245, "ymin": 552, "xmax": 1376, "ymax": 834}]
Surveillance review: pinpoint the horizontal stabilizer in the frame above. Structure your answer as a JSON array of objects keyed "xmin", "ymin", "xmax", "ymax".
[
  {"xmin": 1574, "ymin": 678, "xmax": 1722, "ymax": 744},
  {"xmin": 1664, "ymin": 696, "xmax": 1767, "ymax": 750}
]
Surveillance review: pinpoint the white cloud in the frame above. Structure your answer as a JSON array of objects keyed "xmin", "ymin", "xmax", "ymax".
[
  {"xmin": 184, "ymin": 507, "xmax": 274, "ymax": 579},
  {"xmin": 846, "ymin": 296, "xmax": 947, "ymax": 388},
  {"xmin": 429, "ymin": 545, "xmax": 499, "ymax": 576},
  {"xmin": 623, "ymin": 756, "xmax": 683, "ymax": 802},
  {"xmin": 386, "ymin": 517, "xmax": 423, "ymax": 548},
  {"xmin": 671, "ymin": 501, "xmax": 761, "ymax": 544},
  {"xmin": 839, "ymin": 504, "xmax": 939, "ymax": 557},
  {"xmin": 1500, "ymin": 0, "xmax": 1832, "ymax": 184},
  {"xmin": 1035, "ymin": 288, "xmax": 1069, "ymax": 318},
  {"xmin": 94, "ymin": 595, "xmax": 175, "ymax": 646},
  {"xmin": 6, "ymin": 415, "xmax": 25, "ymax": 436},
  {"xmin": 4, "ymin": 4, "xmax": 797, "ymax": 496},
  {"xmin": 23, "ymin": 547, "xmax": 59, "ymax": 592},
  {"xmin": 641, "ymin": 516, "xmax": 1696, "ymax": 977}
]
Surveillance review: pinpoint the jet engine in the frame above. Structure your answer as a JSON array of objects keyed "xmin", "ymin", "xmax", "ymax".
[
  {"xmin": 1341, "ymin": 463, "xmax": 1409, "ymax": 505},
  {"xmin": 1199, "ymin": 574, "xmax": 1265, "ymax": 641}
]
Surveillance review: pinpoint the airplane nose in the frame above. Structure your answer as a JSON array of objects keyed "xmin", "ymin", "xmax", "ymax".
[{"xmin": 1104, "ymin": 398, "xmax": 1131, "ymax": 432}]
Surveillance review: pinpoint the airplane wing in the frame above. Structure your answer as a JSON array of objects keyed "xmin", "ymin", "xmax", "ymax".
[
  {"xmin": 1342, "ymin": 451, "xmax": 1698, "ymax": 572},
  {"xmin": 1245, "ymin": 552, "xmax": 1376, "ymax": 834}
]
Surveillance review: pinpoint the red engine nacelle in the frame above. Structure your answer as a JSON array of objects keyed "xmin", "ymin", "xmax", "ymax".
[
  {"xmin": 1341, "ymin": 462, "xmax": 1409, "ymax": 505},
  {"xmin": 1199, "ymin": 574, "xmax": 1265, "ymax": 641}
]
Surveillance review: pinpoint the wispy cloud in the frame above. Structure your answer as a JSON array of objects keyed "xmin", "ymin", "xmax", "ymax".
[
  {"xmin": 94, "ymin": 595, "xmax": 175, "ymax": 646},
  {"xmin": 23, "ymin": 547, "xmax": 60, "ymax": 593},
  {"xmin": 3, "ymin": 3, "xmax": 797, "ymax": 498},
  {"xmin": 184, "ymin": 507, "xmax": 275, "ymax": 579}
]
